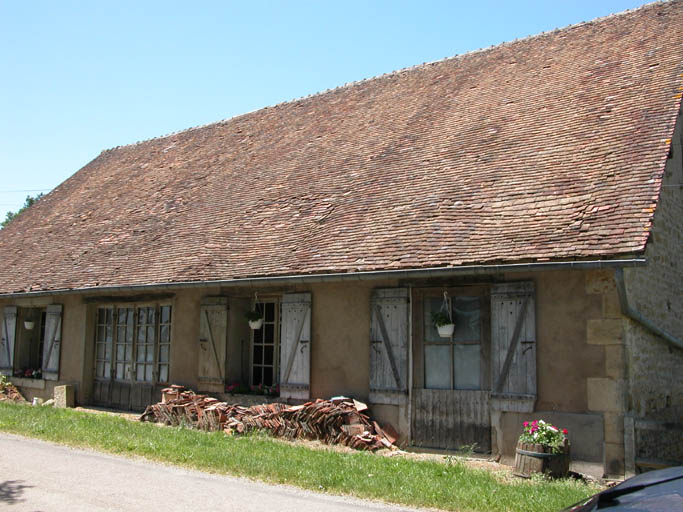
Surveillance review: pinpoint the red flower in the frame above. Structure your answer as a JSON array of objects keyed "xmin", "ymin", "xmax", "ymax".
[{"xmin": 562, "ymin": 428, "xmax": 568, "ymax": 435}]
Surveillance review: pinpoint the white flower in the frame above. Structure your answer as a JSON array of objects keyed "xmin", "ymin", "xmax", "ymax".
[{"xmin": 549, "ymin": 426, "xmax": 558, "ymax": 432}]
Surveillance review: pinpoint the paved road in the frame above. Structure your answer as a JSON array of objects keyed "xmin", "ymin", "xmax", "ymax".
[{"xmin": 0, "ymin": 433, "xmax": 426, "ymax": 512}]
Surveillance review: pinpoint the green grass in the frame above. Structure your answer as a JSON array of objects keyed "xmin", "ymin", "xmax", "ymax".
[{"xmin": 0, "ymin": 402, "xmax": 600, "ymax": 511}]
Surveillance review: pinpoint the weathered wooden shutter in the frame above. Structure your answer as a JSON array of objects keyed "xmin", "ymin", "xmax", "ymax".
[
  {"xmin": 198, "ymin": 298, "xmax": 228, "ymax": 392},
  {"xmin": 42, "ymin": 304, "xmax": 63, "ymax": 381},
  {"xmin": 0, "ymin": 306, "xmax": 17, "ymax": 376},
  {"xmin": 279, "ymin": 293, "xmax": 311, "ymax": 400},
  {"xmin": 490, "ymin": 282, "xmax": 536, "ymax": 412},
  {"xmin": 370, "ymin": 288, "xmax": 409, "ymax": 405}
]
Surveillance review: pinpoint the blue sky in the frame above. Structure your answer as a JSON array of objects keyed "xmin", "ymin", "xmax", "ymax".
[{"xmin": 0, "ymin": 0, "xmax": 648, "ymax": 221}]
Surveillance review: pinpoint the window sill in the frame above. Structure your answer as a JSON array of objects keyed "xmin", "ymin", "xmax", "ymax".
[{"xmin": 11, "ymin": 377, "xmax": 46, "ymax": 390}]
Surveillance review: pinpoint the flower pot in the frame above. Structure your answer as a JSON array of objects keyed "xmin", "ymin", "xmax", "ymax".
[
  {"xmin": 437, "ymin": 323, "xmax": 455, "ymax": 338},
  {"xmin": 24, "ymin": 321, "xmax": 35, "ymax": 330},
  {"xmin": 248, "ymin": 318, "xmax": 263, "ymax": 330},
  {"xmin": 513, "ymin": 440, "xmax": 570, "ymax": 478}
]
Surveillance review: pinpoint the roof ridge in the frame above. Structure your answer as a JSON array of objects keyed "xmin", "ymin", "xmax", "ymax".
[{"xmin": 100, "ymin": 0, "xmax": 672, "ymax": 154}]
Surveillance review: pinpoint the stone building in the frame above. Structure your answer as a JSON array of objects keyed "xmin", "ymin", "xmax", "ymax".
[{"xmin": 1, "ymin": 1, "xmax": 681, "ymax": 477}]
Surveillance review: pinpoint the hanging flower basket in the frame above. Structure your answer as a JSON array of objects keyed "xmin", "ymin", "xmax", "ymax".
[
  {"xmin": 248, "ymin": 318, "xmax": 263, "ymax": 330},
  {"xmin": 245, "ymin": 309, "xmax": 263, "ymax": 330},
  {"xmin": 437, "ymin": 323, "xmax": 455, "ymax": 337},
  {"xmin": 513, "ymin": 420, "xmax": 571, "ymax": 478},
  {"xmin": 24, "ymin": 321, "xmax": 35, "ymax": 330}
]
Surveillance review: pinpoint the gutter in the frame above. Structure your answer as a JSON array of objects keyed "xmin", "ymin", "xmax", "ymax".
[
  {"xmin": 614, "ymin": 268, "xmax": 683, "ymax": 350},
  {"xmin": 0, "ymin": 258, "xmax": 646, "ymax": 299}
]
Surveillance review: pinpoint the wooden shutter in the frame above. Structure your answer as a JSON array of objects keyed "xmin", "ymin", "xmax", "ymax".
[
  {"xmin": 491, "ymin": 282, "xmax": 536, "ymax": 412},
  {"xmin": 198, "ymin": 298, "xmax": 228, "ymax": 392},
  {"xmin": 370, "ymin": 288, "xmax": 409, "ymax": 405},
  {"xmin": 42, "ymin": 304, "xmax": 63, "ymax": 381},
  {"xmin": 0, "ymin": 306, "xmax": 17, "ymax": 376},
  {"xmin": 279, "ymin": 293, "xmax": 311, "ymax": 400}
]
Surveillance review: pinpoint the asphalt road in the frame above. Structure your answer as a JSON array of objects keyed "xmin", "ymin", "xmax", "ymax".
[{"xmin": 0, "ymin": 433, "xmax": 430, "ymax": 512}]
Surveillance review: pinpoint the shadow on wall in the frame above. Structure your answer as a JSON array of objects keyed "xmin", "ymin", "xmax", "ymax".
[{"xmin": 0, "ymin": 479, "xmax": 33, "ymax": 505}]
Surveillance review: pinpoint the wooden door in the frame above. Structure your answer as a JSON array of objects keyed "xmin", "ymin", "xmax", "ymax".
[
  {"xmin": 198, "ymin": 298, "xmax": 228, "ymax": 393},
  {"xmin": 279, "ymin": 293, "xmax": 311, "ymax": 400},
  {"xmin": 412, "ymin": 287, "xmax": 491, "ymax": 452}
]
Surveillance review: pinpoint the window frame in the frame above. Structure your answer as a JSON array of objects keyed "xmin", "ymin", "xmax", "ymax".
[
  {"xmin": 249, "ymin": 298, "xmax": 280, "ymax": 389},
  {"xmin": 412, "ymin": 286, "xmax": 491, "ymax": 391},
  {"xmin": 94, "ymin": 302, "xmax": 172, "ymax": 385}
]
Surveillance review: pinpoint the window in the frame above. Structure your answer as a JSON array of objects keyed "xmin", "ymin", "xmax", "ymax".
[
  {"xmin": 423, "ymin": 296, "xmax": 483, "ymax": 390},
  {"xmin": 14, "ymin": 307, "xmax": 46, "ymax": 377},
  {"xmin": 95, "ymin": 304, "xmax": 172, "ymax": 384},
  {"xmin": 251, "ymin": 300, "xmax": 279, "ymax": 388}
]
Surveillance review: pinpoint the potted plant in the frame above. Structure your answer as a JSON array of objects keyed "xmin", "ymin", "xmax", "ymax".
[
  {"xmin": 24, "ymin": 320, "xmax": 35, "ymax": 330},
  {"xmin": 432, "ymin": 310, "xmax": 455, "ymax": 338},
  {"xmin": 245, "ymin": 310, "xmax": 263, "ymax": 330},
  {"xmin": 514, "ymin": 419, "xmax": 570, "ymax": 478}
]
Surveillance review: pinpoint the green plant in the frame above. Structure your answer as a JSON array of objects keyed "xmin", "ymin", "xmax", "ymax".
[
  {"xmin": 431, "ymin": 310, "xmax": 452, "ymax": 327},
  {"xmin": 245, "ymin": 310, "xmax": 262, "ymax": 322},
  {"xmin": 0, "ymin": 374, "xmax": 8, "ymax": 392},
  {"xmin": 518, "ymin": 420, "xmax": 568, "ymax": 454}
]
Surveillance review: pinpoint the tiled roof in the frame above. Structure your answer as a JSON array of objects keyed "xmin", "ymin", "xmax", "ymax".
[{"xmin": 1, "ymin": 1, "xmax": 682, "ymax": 294}]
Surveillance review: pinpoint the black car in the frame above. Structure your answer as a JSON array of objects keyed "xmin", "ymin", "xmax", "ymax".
[{"xmin": 562, "ymin": 466, "xmax": 683, "ymax": 511}]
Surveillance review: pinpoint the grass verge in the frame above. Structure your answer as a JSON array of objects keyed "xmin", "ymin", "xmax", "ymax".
[{"xmin": 0, "ymin": 402, "xmax": 599, "ymax": 511}]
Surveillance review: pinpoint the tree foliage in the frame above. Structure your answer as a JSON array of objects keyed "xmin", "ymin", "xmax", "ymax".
[{"xmin": 1, "ymin": 193, "xmax": 44, "ymax": 228}]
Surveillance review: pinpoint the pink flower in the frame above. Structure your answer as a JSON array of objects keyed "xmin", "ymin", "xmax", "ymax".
[{"xmin": 523, "ymin": 421, "xmax": 529, "ymax": 427}]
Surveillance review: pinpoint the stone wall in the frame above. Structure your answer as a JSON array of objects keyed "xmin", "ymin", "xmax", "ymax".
[{"xmin": 622, "ymin": 107, "xmax": 683, "ymax": 469}]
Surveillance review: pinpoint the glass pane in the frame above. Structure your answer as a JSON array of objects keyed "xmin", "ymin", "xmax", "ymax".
[
  {"xmin": 453, "ymin": 297, "xmax": 481, "ymax": 341},
  {"xmin": 97, "ymin": 343, "xmax": 104, "ymax": 359},
  {"xmin": 252, "ymin": 366, "xmax": 260, "ymax": 386},
  {"xmin": 253, "ymin": 328, "xmax": 263, "ymax": 343},
  {"xmin": 104, "ymin": 364, "xmax": 110, "ymax": 378},
  {"xmin": 106, "ymin": 324, "xmax": 113, "ymax": 342},
  {"xmin": 126, "ymin": 324, "xmax": 134, "ymax": 342},
  {"xmin": 145, "ymin": 365, "xmax": 152, "ymax": 382},
  {"xmin": 160, "ymin": 325, "xmax": 169, "ymax": 343},
  {"xmin": 138, "ymin": 325, "xmax": 146, "ymax": 342},
  {"xmin": 136, "ymin": 347, "xmax": 145, "ymax": 362},
  {"xmin": 159, "ymin": 365, "xmax": 168, "ymax": 383},
  {"xmin": 146, "ymin": 345, "xmax": 154, "ymax": 362},
  {"xmin": 453, "ymin": 344, "xmax": 481, "ymax": 389},
  {"xmin": 137, "ymin": 365, "xmax": 144, "ymax": 381},
  {"xmin": 159, "ymin": 344, "xmax": 169, "ymax": 363},
  {"xmin": 105, "ymin": 343, "xmax": 111, "ymax": 360},
  {"xmin": 97, "ymin": 326, "xmax": 105, "ymax": 342},
  {"xmin": 424, "ymin": 345, "xmax": 451, "ymax": 389},
  {"xmin": 96, "ymin": 361, "xmax": 103, "ymax": 377},
  {"xmin": 125, "ymin": 345, "xmax": 132, "ymax": 361},
  {"xmin": 263, "ymin": 367, "xmax": 273, "ymax": 387},
  {"xmin": 106, "ymin": 308, "xmax": 113, "ymax": 324},
  {"xmin": 263, "ymin": 323, "xmax": 274, "ymax": 343},
  {"xmin": 125, "ymin": 363, "xmax": 132, "ymax": 379},
  {"xmin": 264, "ymin": 345, "xmax": 273, "ymax": 365},
  {"xmin": 161, "ymin": 306, "xmax": 170, "ymax": 324},
  {"xmin": 116, "ymin": 363, "xmax": 124, "ymax": 379},
  {"xmin": 423, "ymin": 297, "xmax": 445, "ymax": 343},
  {"xmin": 147, "ymin": 308, "xmax": 155, "ymax": 324},
  {"xmin": 254, "ymin": 345, "xmax": 263, "ymax": 365},
  {"xmin": 117, "ymin": 327, "xmax": 126, "ymax": 342},
  {"xmin": 116, "ymin": 344, "xmax": 124, "ymax": 360},
  {"xmin": 265, "ymin": 302, "xmax": 274, "ymax": 322},
  {"xmin": 147, "ymin": 326, "xmax": 155, "ymax": 343}
]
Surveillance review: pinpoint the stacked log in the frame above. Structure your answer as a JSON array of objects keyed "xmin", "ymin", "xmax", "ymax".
[{"xmin": 140, "ymin": 386, "xmax": 396, "ymax": 451}]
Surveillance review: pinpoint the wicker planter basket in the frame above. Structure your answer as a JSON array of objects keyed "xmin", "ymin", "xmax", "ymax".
[{"xmin": 513, "ymin": 440, "xmax": 570, "ymax": 478}]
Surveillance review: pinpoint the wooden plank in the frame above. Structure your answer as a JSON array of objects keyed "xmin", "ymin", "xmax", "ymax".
[
  {"xmin": 493, "ymin": 297, "xmax": 529, "ymax": 394},
  {"xmin": 204, "ymin": 308, "xmax": 224, "ymax": 382},
  {"xmin": 282, "ymin": 304, "xmax": 309, "ymax": 384},
  {"xmin": 374, "ymin": 305, "xmax": 402, "ymax": 389}
]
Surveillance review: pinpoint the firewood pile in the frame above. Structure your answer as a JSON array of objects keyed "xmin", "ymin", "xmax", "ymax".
[
  {"xmin": 139, "ymin": 385, "xmax": 397, "ymax": 451},
  {"xmin": 0, "ymin": 379, "xmax": 26, "ymax": 402}
]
